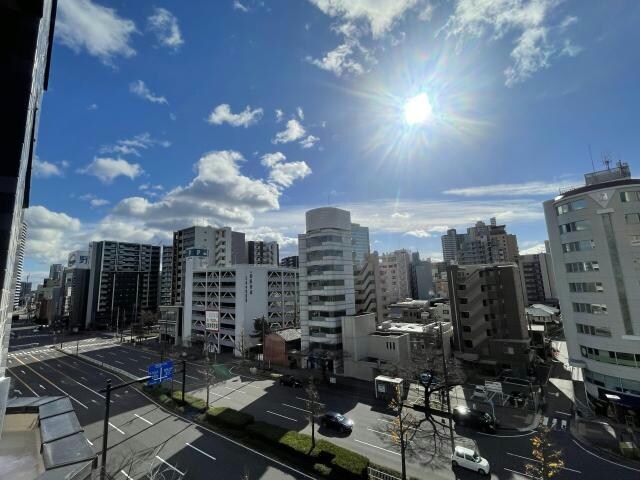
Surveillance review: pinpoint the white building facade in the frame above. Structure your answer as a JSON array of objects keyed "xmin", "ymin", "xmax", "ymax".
[
  {"xmin": 544, "ymin": 163, "xmax": 640, "ymax": 412},
  {"xmin": 379, "ymin": 249, "xmax": 412, "ymax": 317},
  {"xmin": 299, "ymin": 207, "xmax": 356, "ymax": 372},
  {"xmin": 182, "ymin": 258, "xmax": 297, "ymax": 356}
]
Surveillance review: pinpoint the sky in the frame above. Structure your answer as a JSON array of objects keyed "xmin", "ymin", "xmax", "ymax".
[{"xmin": 25, "ymin": 0, "xmax": 640, "ymax": 285}]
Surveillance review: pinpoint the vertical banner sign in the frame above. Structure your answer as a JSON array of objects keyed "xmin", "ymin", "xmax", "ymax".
[{"xmin": 205, "ymin": 310, "xmax": 219, "ymax": 332}]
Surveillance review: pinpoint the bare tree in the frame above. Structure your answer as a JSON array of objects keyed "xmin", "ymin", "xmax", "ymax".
[
  {"xmin": 386, "ymin": 385, "xmax": 422, "ymax": 480},
  {"xmin": 525, "ymin": 426, "xmax": 565, "ymax": 480},
  {"xmin": 304, "ymin": 376, "xmax": 324, "ymax": 451},
  {"xmin": 110, "ymin": 445, "xmax": 185, "ymax": 480}
]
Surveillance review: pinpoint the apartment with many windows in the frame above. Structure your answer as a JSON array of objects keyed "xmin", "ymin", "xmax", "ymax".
[{"xmin": 544, "ymin": 162, "xmax": 640, "ymax": 413}]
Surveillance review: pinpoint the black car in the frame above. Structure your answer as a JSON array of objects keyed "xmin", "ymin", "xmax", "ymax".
[
  {"xmin": 321, "ymin": 412, "xmax": 354, "ymax": 433},
  {"xmin": 452, "ymin": 406, "xmax": 496, "ymax": 432},
  {"xmin": 279, "ymin": 375, "xmax": 303, "ymax": 388}
]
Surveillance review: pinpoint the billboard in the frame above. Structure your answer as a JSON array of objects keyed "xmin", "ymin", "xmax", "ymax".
[{"xmin": 205, "ymin": 310, "xmax": 219, "ymax": 332}]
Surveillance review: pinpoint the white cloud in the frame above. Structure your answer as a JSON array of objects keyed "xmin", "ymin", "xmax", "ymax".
[
  {"xmin": 299, "ymin": 135, "xmax": 320, "ymax": 149},
  {"xmin": 307, "ymin": 0, "xmax": 420, "ymax": 38},
  {"xmin": 129, "ymin": 80, "xmax": 168, "ymax": 104},
  {"xmin": 261, "ymin": 152, "xmax": 312, "ymax": 188},
  {"xmin": 80, "ymin": 194, "xmax": 110, "ymax": 207},
  {"xmin": 521, "ymin": 242, "xmax": 547, "ymax": 254},
  {"xmin": 445, "ymin": 0, "xmax": 579, "ymax": 87},
  {"xmin": 139, "ymin": 183, "xmax": 164, "ymax": 191},
  {"xmin": 419, "ymin": 3, "xmax": 434, "ymax": 21},
  {"xmin": 88, "ymin": 103, "xmax": 98, "ymax": 110},
  {"xmin": 272, "ymin": 119, "xmax": 306, "ymax": 144},
  {"xmin": 233, "ymin": 0, "xmax": 249, "ymax": 12},
  {"xmin": 245, "ymin": 227, "xmax": 298, "ymax": 247},
  {"xmin": 56, "ymin": 0, "xmax": 136, "ymax": 64},
  {"xmin": 100, "ymin": 132, "xmax": 171, "ymax": 157},
  {"xmin": 297, "ymin": 107, "xmax": 305, "ymax": 120},
  {"xmin": 78, "ymin": 157, "xmax": 143, "ymax": 183},
  {"xmin": 306, "ymin": 42, "xmax": 364, "ymax": 77},
  {"xmin": 443, "ymin": 179, "xmax": 578, "ymax": 197},
  {"xmin": 33, "ymin": 158, "xmax": 65, "ymax": 178},
  {"xmin": 147, "ymin": 7, "xmax": 184, "ymax": 51},
  {"xmin": 275, "ymin": 109, "xmax": 284, "ymax": 122},
  {"xmin": 207, "ymin": 104, "xmax": 263, "ymax": 128},
  {"xmin": 404, "ymin": 230, "xmax": 431, "ymax": 238},
  {"xmin": 391, "ymin": 212, "xmax": 410, "ymax": 219},
  {"xmin": 24, "ymin": 206, "xmax": 82, "ymax": 265}
]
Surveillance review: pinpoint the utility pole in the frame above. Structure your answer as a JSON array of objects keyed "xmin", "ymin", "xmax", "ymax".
[
  {"xmin": 100, "ymin": 379, "xmax": 112, "ymax": 480},
  {"xmin": 181, "ymin": 359, "xmax": 186, "ymax": 401},
  {"xmin": 439, "ymin": 321, "xmax": 455, "ymax": 453}
]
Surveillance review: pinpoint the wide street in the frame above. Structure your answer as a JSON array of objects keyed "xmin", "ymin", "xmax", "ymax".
[{"xmin": 6, "ymin": 334, "xmax": 640, "ymax": 480}]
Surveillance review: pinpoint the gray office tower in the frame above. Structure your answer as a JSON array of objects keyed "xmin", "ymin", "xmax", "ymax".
[
  {"xmin": 0, "ymin": 0, "xmax": 57, "ymax": 435},
  {"xmin": 86, "ymin": 241, "xmax": 161, "ymax": 329}
]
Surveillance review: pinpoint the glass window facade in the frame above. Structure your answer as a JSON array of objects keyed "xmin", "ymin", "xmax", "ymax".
[
  {"xmin": 565, "ymin": 261, "xmax": 600, "ymax": 273},
  {"xmin": 556, "ymin": 198, "xmax": 587, "ymax": 215},
  {"xmin": 559, "ymin": 220, "xmax": 590, "ymax": 234},
  {"xmin": 573, "ymin": 302, "xmax": 607, "ymax": 314},
  {"xmin": 562, "ymin": 240, "xmax": 595, "ymax": 253}
]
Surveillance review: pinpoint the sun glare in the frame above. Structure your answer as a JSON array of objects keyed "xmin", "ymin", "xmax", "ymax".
[{"xmin": 403, "ymin": 92, "xmax": 432, "ymax": 125}]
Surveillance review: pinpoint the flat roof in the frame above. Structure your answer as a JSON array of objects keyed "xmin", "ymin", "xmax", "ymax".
[{"xmin": 375, "ymin": 375, "xmax": 403, "ymax": 383}]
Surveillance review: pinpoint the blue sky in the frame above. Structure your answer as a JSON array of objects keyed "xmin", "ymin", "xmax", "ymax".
[{"xmin": 25, "ymin": 0, "xmax": 640, "ymax": 284}]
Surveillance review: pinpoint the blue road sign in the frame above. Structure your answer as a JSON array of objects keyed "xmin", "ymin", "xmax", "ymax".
[{"xmin": 148, "ymin": 360, "xmax": 174, "ymax": 385}]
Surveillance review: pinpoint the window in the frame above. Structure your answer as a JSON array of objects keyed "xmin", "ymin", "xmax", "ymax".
[
  {"xmin": 464, "ymin": 340, "xmax": 473, "ymax": 348},
  {"xmin": 460, "ymin": 298, "xmax": 468, "ymax": 304},
  {"xmin": 461, "ymin": 311, "xmax": 470, "ymax": 318},
  {"xmin": 556, "ymin": 198, "xmax": 587, "ymax": 215},
  {"xmin": 576, "ymin": 323, "xmax": 611, "ymax": 337},
  {"xmin": 565, "ymin": 261, "xmax": 599, "ymax": 273},
  {"xmin": 562, "ymin": 240, "xmax": 595, "ymax": 253},
  {"xmin": 573, "ymin": 302, "xmax": 607, "ymax": 314},
  {"xmin": 386, "ymin": 341, "xmax": 396, "ymax": 351},
  {"xmin": 620, "ymin": 191, "xmax": 640, "ymax": 203},
  {"xmin": 569, "ymin": 282, "xmax": 604, "ymax": 293},
  {"xmin": 625, "ymin": 213, "xmax": 640, "ymax": 225},
  {"xmin": 559, "ymin": 220, "xmax": 590, "ymax": 234},
  {"xmin": 462, "ymin": 326, "xmax": 471, "ymax": 332}
]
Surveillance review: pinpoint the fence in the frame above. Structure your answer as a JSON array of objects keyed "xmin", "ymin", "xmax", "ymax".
[{"xmin": 368, "ymin": 466, "xmax": 401, "ymax": 480}]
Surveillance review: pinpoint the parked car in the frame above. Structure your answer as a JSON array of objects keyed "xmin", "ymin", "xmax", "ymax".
[
  {"xmin": 471, "ymin": 385, "xmax": 488, "ymax": 400},
  {"xmin": 452, "ymin": 406, "xmax": 496, "ymax": 432},
  {"xmin": 321, "ymin": 412, "xmax": 354, "ymax": 433},
  {"xmin": 420, "ymin": 372, "xmax": 440, "ymax": 386},
  {"xmin": 279, "ymin": 375, "xmax": 303, "ymax": 388},
  {"xmin": 451, "ymin": 445, "xmax": 490, "ymax": 475}
]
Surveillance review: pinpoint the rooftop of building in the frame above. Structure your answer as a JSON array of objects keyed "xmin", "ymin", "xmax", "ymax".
[
  {"xmin": 526, "ymin": 304, "xmax": 560, "ymax": 316},
  {"xmin": 379, "ymin": 320, "xmax": 453, "ymax": 334},
  {"xmin": 555, "ymin": 162, "xmax": 639, "ymax": 200},
  {"xmin": 388, "ymin": 299, "xmax": 430, "ymax": 308},
  {"xmin": 271, "ymin": 328, "xmax": 301, "ymax": 342}
]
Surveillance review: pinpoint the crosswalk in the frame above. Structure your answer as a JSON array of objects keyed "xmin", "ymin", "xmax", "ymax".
[
  {"xmin": 8, "ymin": 338, "xmax": 117, "ymax": 358},
  {"xmin": 540, "ymin": 415, "xmax": 570, "ymax": 431}
]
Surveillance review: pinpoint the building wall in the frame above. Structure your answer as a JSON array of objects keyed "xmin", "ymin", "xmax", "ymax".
[
  {"xmin": 379, "ymin": 250, "xmax": 412, "ymax": 316},
  {"xmin": 351, "ymin": 223, "xmax": 370, "ymax": 266},
  {"xmin": 247, "ymin": 241, "xmax": 279, "ymax": 266},
  {"xmin": 354, "ymin": 252, "xmax": 384, "ymax": 324},
  {"xmin": 264, "ymin": 334, "xmax": 288, "ymax": 366},
  {"xmin": 160, "ymin": 245, "xmax": 173, "ymax": 306},
  {"xmin": 299, "ymin": 207, "xmax": 355, "ymax": 372},
  {"xmin": 544, "ymin": 164, "xmax": 640, "ymax": 402},
  {"xmin": 518, "ymin": 253, "xmax": 557, "ymax": 305},
  {"xmin": 280, "ymin": 255, "xmax": 299, "ymax": 268}
]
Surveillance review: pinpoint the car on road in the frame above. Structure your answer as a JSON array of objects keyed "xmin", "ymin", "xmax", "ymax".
[
  {"xmin": 452, "ymin": 406, "xmax": 496, "ymax": 432},
  {"xmin": 320, "ymin": 412, "xmax": 354, "ymax": 433},
  {"xmin": 279, "ymin": 375, "xmax": 303, "ymax": 388},
  {"xmin": 420, "ymin": 372, "xmax": 440, "ymax": 386},
  {"xmin": 451, "ymin": 445, "xmax": 490, "ymax": 475},
  {"xmin": 471, "ymin": 385, "xmax": 488, "ymax": 400}
]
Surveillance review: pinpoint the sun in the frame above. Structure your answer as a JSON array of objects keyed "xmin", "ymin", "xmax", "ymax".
[{"xmin": 403, "ymin": 92, "xmax": 433, "ymax": 125}]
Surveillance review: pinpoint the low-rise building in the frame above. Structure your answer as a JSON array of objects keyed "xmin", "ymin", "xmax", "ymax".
[
  {"xmin": 525, "ymin": 304, "xmax": 560, "ymax": 324},
  {"xmin": 264, "ymin": 328, "xmax": 301, "ymax": 368},
  {"xmin": 379, "ymin": 320, "xmax": 453, "ymax": 359}
]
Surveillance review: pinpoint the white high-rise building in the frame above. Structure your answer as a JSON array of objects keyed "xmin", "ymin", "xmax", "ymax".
[
  {"xmin": 544, "ymin": 162, "xmax": 640, "ymax": 410},
  {"xmin": 12, "ymin": 220, "xmax": 27, "ymax": 310},
  {"xmin": 299, "ymin": 207, "xmax": 355, "ymax": 372},
  {"xmin": 379, "ymin": 249, "xmax": 412, "ymax": 317}
]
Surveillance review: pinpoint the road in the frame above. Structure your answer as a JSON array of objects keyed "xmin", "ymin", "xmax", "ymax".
[
  {"xmin": 6, "ymin": 337, "xmax": 312, "ymax": 480},
  {"xmin": 7, "ymin": 335, "xmax": 640, "ymax": 480}
]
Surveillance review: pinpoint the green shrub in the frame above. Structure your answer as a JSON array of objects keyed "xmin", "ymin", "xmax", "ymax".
[
  {"xmin": 205, "ymin": 407, "xmax": 254, "ymax": 429},
  {"xmin": 313, "ymin": 463, "xmax": 332, "ymax": 476},
  {"xmin": 171, "ymin": 392, "xmax": 207, "ymax": 411},
  {"xmin": 316, "ymin": 439, "xmax": 369, "ymax": 479},
  {"xmin": 246, "ymin": 421, "xmax": 288, "ymax": 442}
]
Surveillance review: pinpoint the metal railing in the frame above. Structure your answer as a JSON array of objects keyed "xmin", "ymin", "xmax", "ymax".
[{"xmin": 368, "ymin": 467, "xmax": 401, "ymax": 480}]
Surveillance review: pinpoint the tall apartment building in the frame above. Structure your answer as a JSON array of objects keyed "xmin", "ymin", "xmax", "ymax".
[
  {"xmin": 448, "ymin": 263, "xmax": 530, "ymax": 375},
  {"xmin": 12, "ymin": 221, "xmax": 27, "ymax": 309},
  {"xmin": 351, "ymin": 223, "xmax": 370, "ymax": 266},
  {"xmin": 49, "ymin": 263, "xmax": 63, "ymax": 284},
  {"xmin": 247, "ymin": 240, "xmax": 279, "ymax": 266},
  {"xmin": 171, "ymin": 226, "xmax": 246, "ymax": 305},
  {"xmin": 299, "ymin": 207, "xmax": 356, "ymax": 372},
  {"xmin": 410, "ymin": 252, "xmax": 433, "ymax": 300},
  {"xmin": 544, "ymin": 162, "xmax": 640, "ymax": 411},
  {"xmin": 379, "ymin": 249, "xmax": 412, "ymax": 316},
  {"xmin": 86, "ymin": 241, "xmax": 160, "ymax": 329},
  {"xmin": 354, "ymin": 252, "xmax": 384, "ymax": 323},
  {"xmin": 518, "ymin": 253, "xmax": 557, "ymax": 306},
  {"xmin": 61, "ymin": 251, "xmax": 90, "ymax": 332},
  {"xmin": 441, "ymin": 219, "xmax": 519, "ymax": 266},
  {"xmin": 280, "ymin": 255, "xmax": 299, "ymax": 268},
  {"xmin": 1, "ymin": 0, "xmax": 57, "ymax": 434},
  {"xmin": 160, "ymin": 245, "xmax": 173, "ymax": 306},
  {"xmin": 182, "ymin": 258, "xmax": 297, "ymax": 354}
]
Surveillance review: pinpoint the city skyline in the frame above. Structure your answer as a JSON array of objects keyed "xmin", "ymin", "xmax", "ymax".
[{"xmin": 24, "ymin": 1, "xmax": 640, "ymax": 285}]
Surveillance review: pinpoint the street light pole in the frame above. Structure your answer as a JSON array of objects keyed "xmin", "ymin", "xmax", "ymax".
[{"xmin": 438, "ymin": 321, "xmax": 455, "ymax": 453}]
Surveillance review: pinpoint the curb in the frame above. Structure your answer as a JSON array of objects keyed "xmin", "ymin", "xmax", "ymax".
[
  {"xmin": 55, "ymin": 346, "xmax": 139, "ymax": 381},
  {"xmin": 570, "ymin": 421, "xmax": 640, "ymax": 470}
]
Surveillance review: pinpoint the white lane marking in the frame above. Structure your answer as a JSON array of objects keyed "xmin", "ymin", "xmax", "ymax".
[
  {"xmin": 504, "ymin": 467, "xmax": 533, "ymax": 478},
  {"xmin": 185, "ymin": 374, "xmax": 199, "ymax": 380},
  {"xmin": 109, "ymin": 352, "xmax": 117, "ymax": 356},
  {"xmin": 367, "ymin": 427, "xmax": 394, "ymax": 437},
  {"xmin": 186, "ymin": 442, "xmax": 216, "ymax": 461},
  {"xmin": 267, "ymin": 410, "xmax": 298, "ymax": 422},
  {"xmin": 507, "ymin": 452, "xmax": 581, "ymax": 473},
  {"xmin": 555, "ymin": 410, "xmax": 572, "ymax": 416},
  {"xmin": 91, "ymin": 399, "xmax": 98, "ymax": 404},
  {"xmin": 96, "ymin": 354, "xmax": 104, "ymax": 358},
  {"xmin": 120, "ymin": 470, "xmax": 134, "ymax": 479},
  {"xmin": 223, "ymin": 386, "xmax": 247, "ymax": 395},
  {"xmin": 109, "ymin": 422, "xmax": 125, "ymax": 435},
  {"xmin": 572, "ymin": 439, "xmax": 640, "ymax": 472},
  {"xmin": 115, "ymin": 360, "xmax": 125, "ymax": 365},
  {"xmin": 282, "ymin": 403, "xmax": 310, "ymax": 413},
  {"xmin": 354, "ymin": 439, "xmax": 400, "ymax": 455},
  {"xmin": 551, "ymin": 418, "xmax": 558, "ymax": 429},
  {"xmin": 295, "ymin": 396, "xmax": 324, "ymax": 405},
  {"xmin": 87, "ymin": 439, "xmax": 94, "ymax": 446},
  {"xmin": 138, "ymin": 368, "xmax": 148, "ymax": 374},
  {"xmin": 209, "ymin": 391, "xmax": 224, "ymax": 398},
  {"xmin": 377, "ymin": 418, "xmax": 394, "ymax": 424},
  {"xmin": 154, "ymin": 456, "xmax": 184, "ymax": 476},
  {"xmin": 134, "ymin": 413, "xmax": 153, "ymax": 425},
  {"xmin": 128, "ymin": 358, "xmax": 138, "ymax": 362},
  {"xmin": 542, "ymin": 416, "xmax": 549, "ymax": 426},
  {"xmin": 39, "ymin": 384, "xmax": 46, "ymax": 390},
  {"xmin": 20, "ymin": 370, "xmax": 26, "ymax": 375},
  {"xmin": 80, "ymin": 376, "xmax": 87, "ymax": 382}
]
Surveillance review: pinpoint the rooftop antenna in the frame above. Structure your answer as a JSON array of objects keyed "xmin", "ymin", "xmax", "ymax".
[
  {"xmin": 588, "ymin": 144, "xmax": 595, "ymax": 172},
  {"xmin": 602, "ymin": 152, "xmax": 612, "ymax": 170}
]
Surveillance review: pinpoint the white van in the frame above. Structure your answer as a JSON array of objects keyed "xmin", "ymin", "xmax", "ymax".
[{"xmin": 451, "ymin": 445, "xmax": 490, "ymax": 475}]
